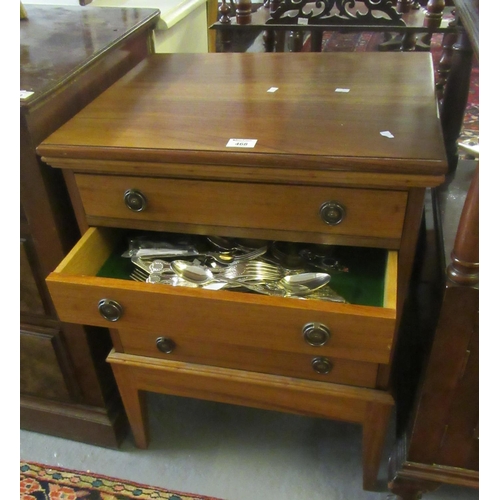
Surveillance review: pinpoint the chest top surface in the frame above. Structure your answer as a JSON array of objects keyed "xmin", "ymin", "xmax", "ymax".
[
  {"xmin": 20, "ymin": 5, "xmax": 159, "ymax": 109},
  {"xmin": 38, "ymin": 52, "xmax": 447, "ymax": 176}
]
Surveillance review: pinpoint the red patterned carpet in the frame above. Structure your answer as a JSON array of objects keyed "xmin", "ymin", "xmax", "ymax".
[{"xmin": 20, "ymin": 462, "xmax": 224, "ymax": 500}]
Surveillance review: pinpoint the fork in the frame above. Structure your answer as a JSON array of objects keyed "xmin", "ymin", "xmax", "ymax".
[
  {"xmin": 130, "ymin": 268, "xmax": 200, "ymax": 287},
  {"xmin": 219, "ymin": 260, "xmax": 300, "ymax": 283},
  {"xmin": 130, "ymin": 268, "xmax": 150, "ymax": 282},
  {"xmin": 130, "ymin": 257, "xmax": 280, "ymax": 284}
]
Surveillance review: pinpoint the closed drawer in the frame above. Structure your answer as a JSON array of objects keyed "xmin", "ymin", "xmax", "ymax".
[
  {"xmin": 117, "ymin": 327, "xmax": 379, "ymax": 387},
  {"xmin": 74, "ymin": 174, "xmax": 407, "ymax": 245},
  {"xmin": 46, "ymin": 227, "xmax": 397, "ymax": 365}
]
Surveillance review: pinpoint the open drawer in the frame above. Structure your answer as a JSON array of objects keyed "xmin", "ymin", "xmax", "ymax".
[{"xmin": 46, "ymin": 227, "xmax": 398, "ymax": 366}]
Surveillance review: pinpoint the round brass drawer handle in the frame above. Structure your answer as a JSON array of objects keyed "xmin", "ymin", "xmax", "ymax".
[
  {"xmin": 124, "ymin": 189, "xmax": 147, "ymax": 212},
  {"xmin": 97, "ymin": 299, "xmax": 123, "ymax": 322},
  {"xmin": 311, "ymin": 357, "xmax": 333, "ymax": 375},
  {"xmin": 303, "ymin": 322, "xmax": 331, "ymax": 346},
  {"xmin": 319, "ymin": 201, "xmax": 345, "ymax": 225},
  {"xmin": 156, "ymin": 337, "xmax": 176, "ymax": 354}
]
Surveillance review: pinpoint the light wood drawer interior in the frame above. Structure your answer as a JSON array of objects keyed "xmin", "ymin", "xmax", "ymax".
[
  {"xmin": 74, "ymin": 174, "xmax": 407, "ymax": 246},
  {"xmin": 47, "ymin": 227, "xmax": 398, "ymax": 366}
]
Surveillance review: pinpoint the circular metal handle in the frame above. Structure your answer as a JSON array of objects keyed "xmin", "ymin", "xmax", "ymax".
[
  {"xmin": 303, "ymin": 322, "xmax": 331, "ymax": 346},
  {"xmin": 97, "ymin": 299, "xmax": 123, "ymax": 322},
  {"xmin": 156, "ymin": 337, "xmax": 176, "ymax": 354},
  {"xmin": 319, "ymin": 201, "xmax": 345, "ymax": 225},
  {"xmin": 311, "ymin": 357, "xmax": 333, "ymax": 375},
  {"xmin": 124, "ymin": 189, "xmax": 147, "ymax": 212}
]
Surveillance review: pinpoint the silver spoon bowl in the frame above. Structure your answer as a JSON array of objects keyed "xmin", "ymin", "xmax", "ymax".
[{"xmin": 278, "ymin": 272, "xmax": 331, "ymax": 296}]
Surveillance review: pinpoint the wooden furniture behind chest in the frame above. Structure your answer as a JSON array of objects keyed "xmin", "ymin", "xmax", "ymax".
[
  {"xmin": 388, "ymin": 2, "xmax": 478, "ymax": 495},
  {"xmin": 38, "ymin": 52, "xmax": 447, "ymax": 488},
  {"xmin": 20, "ymin": 4, "xmax": 159, "ymax": 446},
  {"xmin": 388, "ymin": 160, "xmax": 479, "ymax": 499},
  {"xmin": 212, "ymin": 0, "xmax": 457, "ymax": 53}
]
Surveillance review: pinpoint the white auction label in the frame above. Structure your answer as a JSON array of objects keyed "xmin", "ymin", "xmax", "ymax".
[
  {"xmin": 20, "ymin": 90, "xmax": 34, "ymax": 99},
  {"xmin": 335, "ymin": 88, "xmax": 350, "ymax": 93},
  {"xmin": 380, "ymin": 131, "xmax": 395, "ymax": 139},
  {"xmin": 297, "ymin": 17, "xmax": 308, "ymax": 25},
  {"xmin": 267, "ymin": 87, "xmax": 279, "ymax": 93},
  {"xmin": 226, "ymin": 138, "xmax": 258, "ymax": 148}
]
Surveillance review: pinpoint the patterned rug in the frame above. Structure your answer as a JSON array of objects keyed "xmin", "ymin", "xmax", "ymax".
[{"xmin": 20, "ymin": 462, "xmax": 224, "ymax": 500}]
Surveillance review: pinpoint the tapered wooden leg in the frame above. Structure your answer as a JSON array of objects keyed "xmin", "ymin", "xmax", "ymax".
[
  {"xmin": 110, "ymin": 363, "xmax": 149, "ymax": 449},
  {"xmin": 362, "ymin": 401, "xmax": 393, "ymax": 490}
]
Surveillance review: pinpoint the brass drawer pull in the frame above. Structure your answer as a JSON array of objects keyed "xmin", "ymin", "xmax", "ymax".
[
  {"xmin": 97, "ymin": 299, "xmax": 123, "ymax": 322},
  {"xmin": 311, "ymin": 357, "xmax": 333, "ymax": 375},
  {"xmin": 124, "ymin": 189, "xmax": 147, "ymax": 212},
  {"xmin": 319, "ymin": 201, "xmax": 345, "ymax": 225},
  {"xmin": 303, "ymin": 322, "xmax": 331, "ymax": 346},
  {"xmin": 156, "ymin": 337, "xmax": 176, "ymax": 354}
]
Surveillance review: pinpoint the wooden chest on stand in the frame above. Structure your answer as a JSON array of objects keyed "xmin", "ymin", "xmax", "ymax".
[{"xmin": 38, "ymin": 52, "xmax": 446, "ymax": 486}]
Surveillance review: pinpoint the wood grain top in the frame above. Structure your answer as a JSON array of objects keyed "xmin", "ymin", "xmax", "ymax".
[
  {"xmin": 20, "ymin": 5, "xmax": 160, "ymax": 108},
  {"xmin": 39, "ymin": 53, "xmax": 447, "ymax": 175}
]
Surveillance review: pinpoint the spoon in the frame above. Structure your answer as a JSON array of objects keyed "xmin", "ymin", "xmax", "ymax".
[
  {"xmin": 278, "ymin": 272, "xmax": 331, "ymax": 296},
  {"xmin": 171, "ymin": 261, "xmax": 286, "ymax": 297}
]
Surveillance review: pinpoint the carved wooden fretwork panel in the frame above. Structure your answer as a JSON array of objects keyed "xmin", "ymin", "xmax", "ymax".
[{"xmin": 267, "ymin": 0, "xmax": 406, "ymax": 26}]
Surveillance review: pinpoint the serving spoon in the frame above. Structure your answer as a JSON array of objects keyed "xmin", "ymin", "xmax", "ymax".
[{"xmin": 277, "ymin": 272, "xmax": 331, "ymax": 296}]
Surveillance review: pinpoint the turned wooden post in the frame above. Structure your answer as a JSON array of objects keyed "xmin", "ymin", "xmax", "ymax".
[
  {"xmin": 235, "ymin": 0, "xmax": 252, "ymax": 24},
  {"xmin": 440, "ymin": 27, "xmax": 473, "ymax": 171},
  {"xmin": 263, "ymin": 29, "xmax": 276, "ymax": 52},
  {"xmin": 447, "ymin": 163, "xmax": 479, "ymax": 286},
  {"xmin": 218, "ymin": 0, "xmax": 231, "ymax": 24},
  {"xmin": 436, "ymin": 32, "xmax": 458, "ymax": 102},
  {"xmin": 397, "ymin": 0, "xmax": 413, "ymax": 14},
  {"xmin": 400, "ymin": 32, "xmax": 417, "ymax": 51},
  {"xmin": 217, "ymin": 0, "xmax": 233, "ymax": 52},
  {"xmin": 288, "ymin": 30, "xmax": 304, "ymax": 52},
  {"xmin": 310, "ymin": 30, "xmax": 324, "ymax": 52},
  {"xmin": 424, "ymin": 0, "xmax": 445, "ymax": 29}
]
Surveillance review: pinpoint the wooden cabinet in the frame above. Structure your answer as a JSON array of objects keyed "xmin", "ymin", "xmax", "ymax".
[
  {"xmin": 388, "ymin": 3, "xmax": 479, "ymax": 496},
  {"xmin": 20, "ymin": 4, "xmax": 159, "ymax": 447},
  {"xmin": 38, "ymin": 52, "xmax": 446, "ymax": 487},
  {"xmin": 388, "ymin": 162, "xmax": 479, "ymax": 498}
]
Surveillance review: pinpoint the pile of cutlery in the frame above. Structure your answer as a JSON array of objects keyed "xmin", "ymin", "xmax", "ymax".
[{"xmin": 126, "ymin": 236, "xmax": 346, "ymax": 303}]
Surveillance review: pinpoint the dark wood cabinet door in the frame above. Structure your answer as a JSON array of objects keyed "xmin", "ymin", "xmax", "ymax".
[
  {"xmin": 20, "ymin": 5, "xmax": 160, "ymax": 447},
  {"xmin": 20, "ymin": 328, "xmax": 76, "ymax": 402},
  {"xmin": 20, "ymin": 239, "xmax": 45, "ymax": 317}
]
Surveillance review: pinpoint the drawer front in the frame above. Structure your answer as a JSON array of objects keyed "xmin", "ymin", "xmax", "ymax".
[
  {"xmin": 74, "ymin": 174, "xmax": 407, "ymax": 242},
  {"xmin": 117, "ymin": 327, "xmax": 380, "ymax": 388},
  {"xmin": 47, "ymin": 229, "xmax": 397, "ymax": 365}
]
